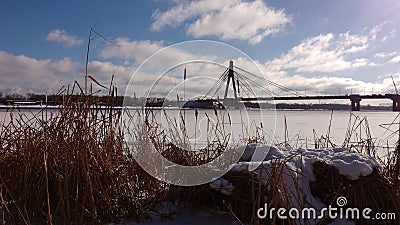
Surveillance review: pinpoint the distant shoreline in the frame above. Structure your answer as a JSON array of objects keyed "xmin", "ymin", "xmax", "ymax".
[{"xmin": 0, "ymin": 103, "xmax": 394, "ymax": 111}]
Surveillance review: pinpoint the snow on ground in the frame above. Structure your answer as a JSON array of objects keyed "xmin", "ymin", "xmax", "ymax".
[{"xmin": 129, "ymin": 144, "xmax": 381, "ymax": 225}]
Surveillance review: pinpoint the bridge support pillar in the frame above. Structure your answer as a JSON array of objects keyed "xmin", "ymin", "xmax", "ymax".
[
  {"xmin": 350, "ymin": 95, "xmax": 361, "ymax": 111},
  {"xmin": 385, "ymin": 94, "xmax": 400, "ymax": 111},
  {"xmin": 223, "ymin": 61, "xmax": 238, "ymax": 101},
  {"xmin": 392, "ymin": 99, "xmax": 400, "ymax": 111}
]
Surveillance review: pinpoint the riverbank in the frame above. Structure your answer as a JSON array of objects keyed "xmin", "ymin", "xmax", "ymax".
[{"xmin": 0, "ymin": 93, "xmax": 399, "ymax": 224}]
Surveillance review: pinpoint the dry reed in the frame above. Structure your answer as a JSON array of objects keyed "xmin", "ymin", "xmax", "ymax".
[{"xmin": 0, "ymin": 85, "xmax": 163, "ymax": 224}]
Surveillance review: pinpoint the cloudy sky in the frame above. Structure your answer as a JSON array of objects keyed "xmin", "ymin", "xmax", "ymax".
[{"xmin": 1, "ymin": 0, "xmax": 400, "ymax": 99}]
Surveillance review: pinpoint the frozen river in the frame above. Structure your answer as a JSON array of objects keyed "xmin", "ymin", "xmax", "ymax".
[{"xmin": 1, "ymin": 108, "xmax": 399, "ymax": 153}]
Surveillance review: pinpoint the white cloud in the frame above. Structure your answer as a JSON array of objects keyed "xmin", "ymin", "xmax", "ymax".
[
  {"xmin": 245, "ymin": 61, "xmax": 396, "ymax": 96},
  {"xmin": 0, "ymin": 44, "xmax": 222, "ymax": 96},
  {"xmin": 374, "ymin": 52, "xmax": 386, "ymax": 58},
  {"xmin": 99, "ymin": 38, "xmax": 223, "ymax": 69},
  {"xmin": 150, "ymin": 0, "xmax": 228, "ymax": 31},
  {"xmin": 389, "ymin": 55, "xmax": 400, "ymax": 63},
  {"xmin": 368, "ymin": 22, "xmax": 387, "ymax": 40},
  {"xmin": 382, "ymin": 29, "xmax": 397, "ymax": 42},
  {"xmin": 97, "ymin": 31, "xmax": 397, "ymax": 98},
  {"xmin": 367, "ymin": 21, "xmax": 397, "ymax": 42},
  {"xmin": 46, "ymin": 29, "xmax": 83, "ymax": 47},
  {"xmin": 0, "ymin": 51, "xmax": 79, "ymax": 92},
  {"xmin": 0, "ymin": 50, "xmax": 133, "ymax": 94},
  {"xmin": 151, "ymin": 0, "xmax": 291, "ymax": 44},
  {"xmin": 100, "ymin": 38, "xmax": 164, "ymax": 64},
  {"xmin": 265, "ymin": 31, "xmax": 373, "ymax": 74},
  {"xmin": 0, "ymin": 48, "xmax": 398, "ymax": 100},
  {"xmin": 374, "ymin": 51, "xmax": 397, "ymax": 58}
]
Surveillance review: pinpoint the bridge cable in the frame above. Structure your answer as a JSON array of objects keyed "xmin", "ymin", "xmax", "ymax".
[
  {"xmin": 233, "ymin": 72, "xmax": 264, "ymax": 97},
  {"xmin": 234, "ymin": 71, "xmax": 279, "ymax": 97},
  {"xmin": 203, "ymin": 68, "xmax": 227, "ymax": 97},
  {"xmin": 203, "ymin": 68, "xmax": 229, "ymax": 99},
  {"xmin": 208, "ymin": 72, "xmax": 229, "ymax": 99},
  {"xmin": 233, "ymin": 66, "xmax": 302, "ymax": 96}
]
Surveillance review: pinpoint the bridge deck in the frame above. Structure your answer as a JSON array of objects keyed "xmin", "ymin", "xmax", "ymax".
[{"xmin": 241, "ymin": 94, "xmax": 399, "ymax": 102}]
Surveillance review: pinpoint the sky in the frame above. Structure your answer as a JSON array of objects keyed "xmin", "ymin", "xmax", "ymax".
[{"xmin": 1, "ymin": 0, "xmax": 400, "ymax": 101}]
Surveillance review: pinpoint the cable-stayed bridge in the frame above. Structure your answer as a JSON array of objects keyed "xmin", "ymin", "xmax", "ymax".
[{"xmin": 204, "ymin": 61, "xmax": 400, "ymax": 111}]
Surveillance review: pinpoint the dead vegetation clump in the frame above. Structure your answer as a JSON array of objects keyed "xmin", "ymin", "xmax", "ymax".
[
  {"xmin": 311, "ymin": 160, "xmax": 400, "ymax": 225},
  {"xmin": 0, "ymin": 86, "xmax": 163, "ymax": 224},
  {"xmin": 167, "ymin": 160, "xmax": 302, "ymax": 225},
  {"xmin": 383, "ymin": 140, "xmax": 400, "ymax": 194},
  {"xmin": 140, "ymin": 108, "xmax": 232, "ymax": 167}
]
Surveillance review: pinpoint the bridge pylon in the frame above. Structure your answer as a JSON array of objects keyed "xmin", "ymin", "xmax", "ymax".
[
  {"xmin": 223, "ymin": 61, "xmax": 241, "ymax": 108},
  {"xmin": 223, "ymin": 61, "xmax": 238, "ymax": 101}
]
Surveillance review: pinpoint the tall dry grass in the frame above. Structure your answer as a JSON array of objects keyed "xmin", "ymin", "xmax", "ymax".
[{"xmin": 0, "ymin": 84, "xmax": 163, "ymax": 224}]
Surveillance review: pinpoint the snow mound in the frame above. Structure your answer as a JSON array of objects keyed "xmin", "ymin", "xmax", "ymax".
[{"xmin": 235, "ymin": 145, "xmax": 381, "ymax": 181}]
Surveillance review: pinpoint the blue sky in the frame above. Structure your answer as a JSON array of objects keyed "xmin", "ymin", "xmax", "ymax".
[{"xmin": 1, "ymin": 0, "xmax": 400, "ymax": 98}]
